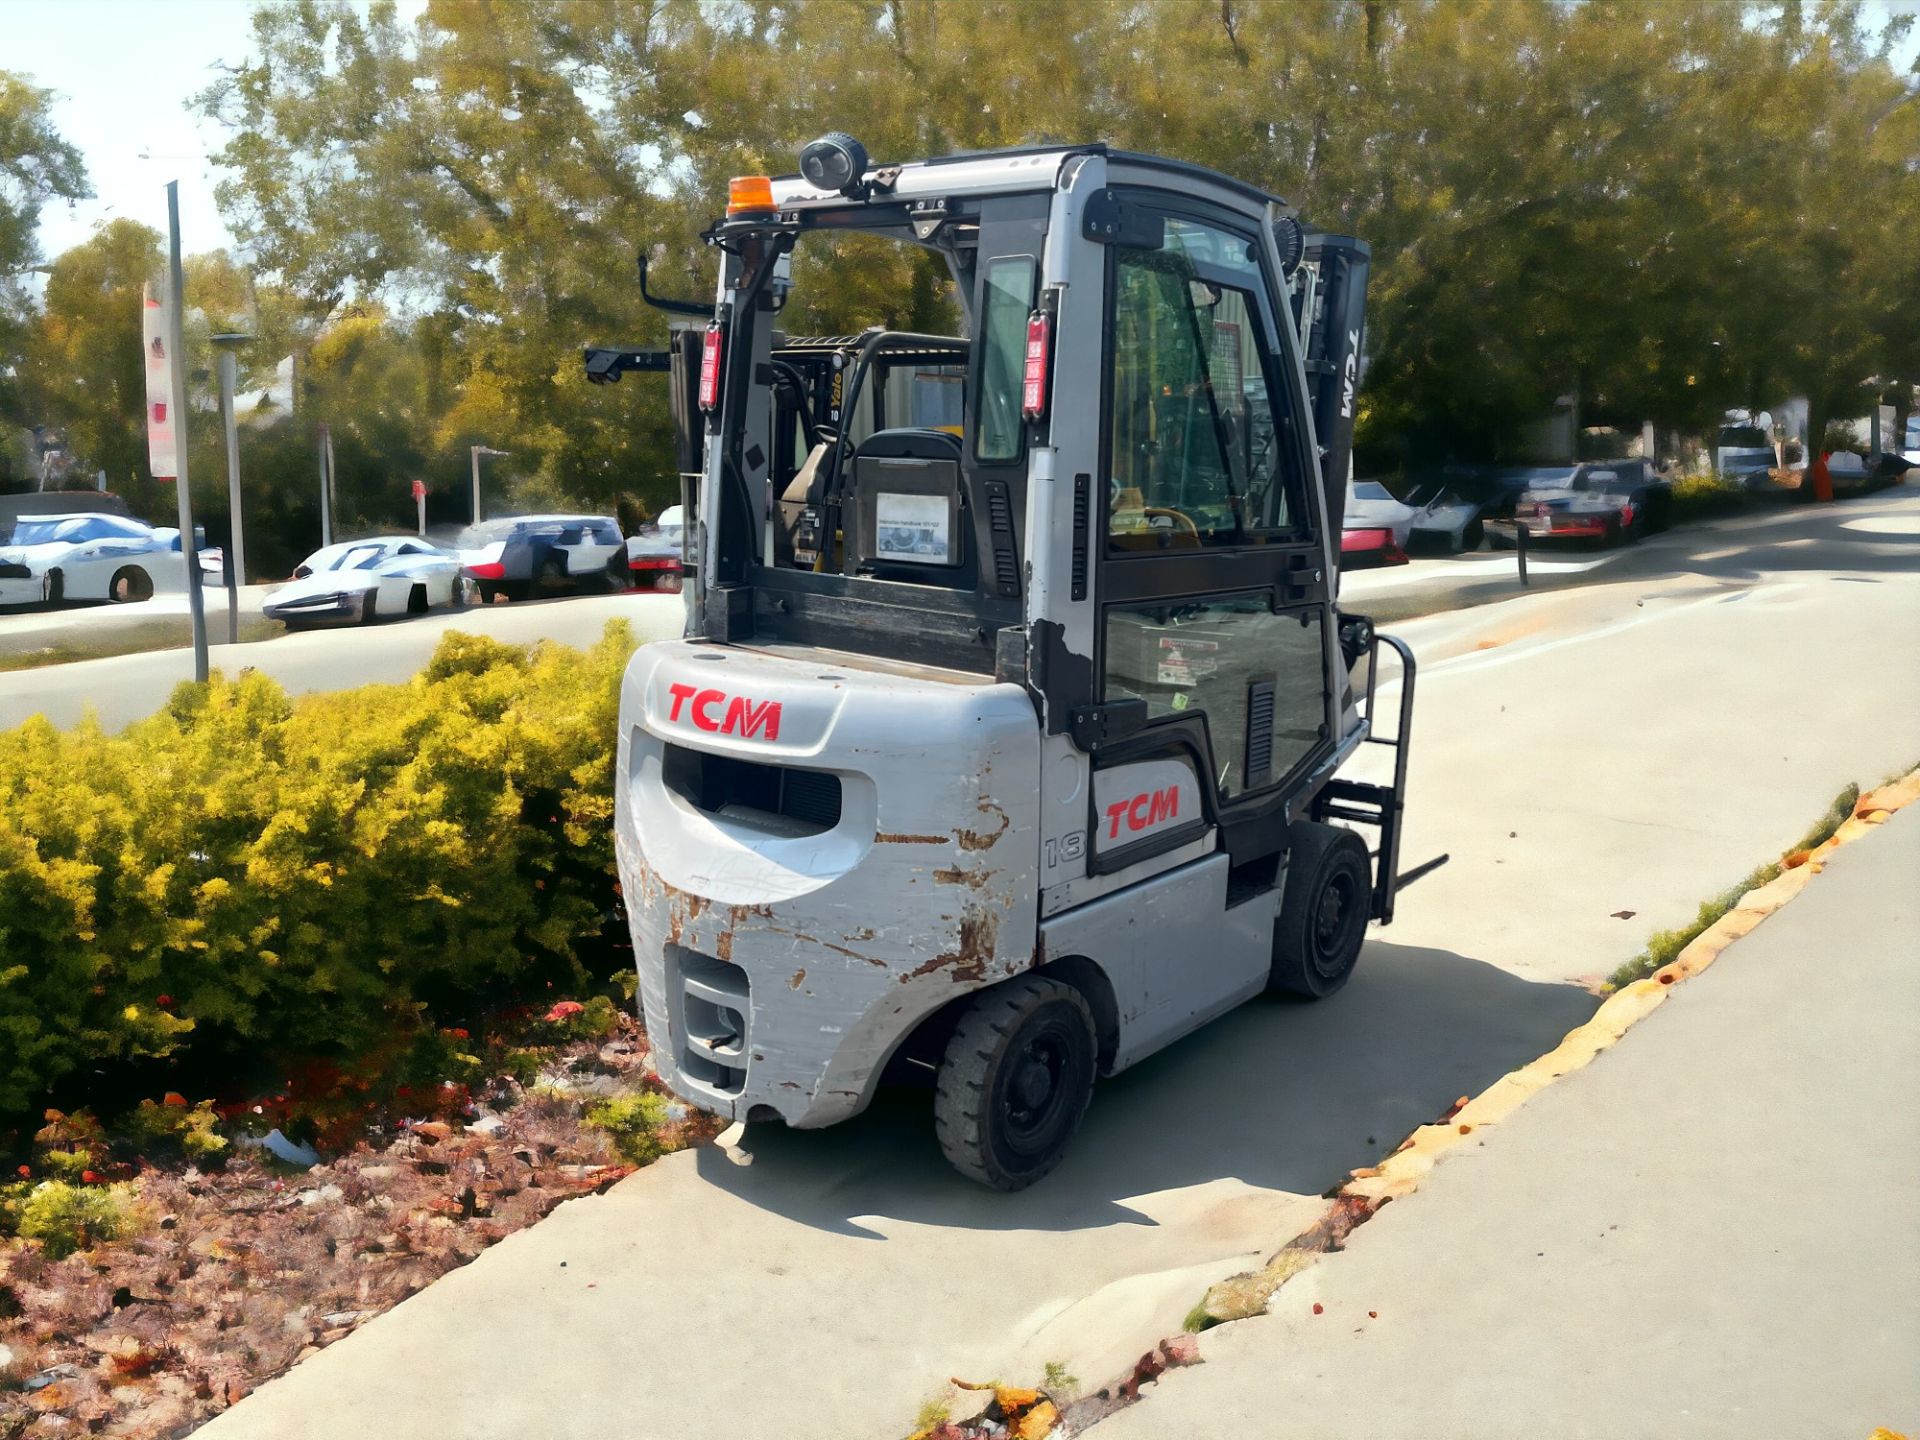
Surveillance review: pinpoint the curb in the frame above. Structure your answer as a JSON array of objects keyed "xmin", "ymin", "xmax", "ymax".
[{"xmin": 964, "ymin": 767, "xmax": 1920, "ymax": 1437}]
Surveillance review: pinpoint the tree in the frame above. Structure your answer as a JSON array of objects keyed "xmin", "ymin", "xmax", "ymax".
[
  {"xmin": 0, "ymin": 70, "xmax": 90, "ymax": 470},
  {"xmin": 192, "ymin": 0, "xmax": 1920, "ymax": 483}
]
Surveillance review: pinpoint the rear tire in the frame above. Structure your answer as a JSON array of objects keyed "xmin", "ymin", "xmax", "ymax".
[
  {"xmin": 1461, "ymin": 519, "xmax": 1485, "ymax": 551},
  {"xmin": 407, "ymin": 583, "xmax": 429, "ymax": 615},
  {"xmin": 934, "ymin": 976, "xmax": 1097, "ymax": 1191},
  {"xmin": 1269, "ymin": 822, "xmax": 1371, "ymax": 1000}
]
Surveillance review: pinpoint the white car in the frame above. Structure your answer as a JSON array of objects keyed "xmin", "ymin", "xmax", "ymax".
[
  {"xmin": 1343, "ymin": 480, "xmax": 1418, "ymax": 551},
  {"xmin": 262, "ymin": 536, "xmax": 469, "ymax": 626},
  {"xmin": 0, "ymin": 512, "xmax": 190, "ymax": 607},
  {"xmin": 624, "ymin": 503, "xmax": 685, "ymax": 591},
  {"xmin": 455, "ymin": 514, "xmax": 626, "ymax": 602}
]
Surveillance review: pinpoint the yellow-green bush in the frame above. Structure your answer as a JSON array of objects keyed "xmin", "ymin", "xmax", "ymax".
[{"xmin": 0, "ymin": 621, "xmax": 636, "ymax": 1126}]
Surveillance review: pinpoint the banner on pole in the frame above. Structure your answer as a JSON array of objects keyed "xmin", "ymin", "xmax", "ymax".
[{"xmin": 142, "ymin": 282, "xmax": 179, "ymax": 481}]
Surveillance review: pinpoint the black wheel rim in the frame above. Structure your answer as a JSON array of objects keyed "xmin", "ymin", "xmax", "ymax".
[
  {"xmin": 1311, "ymin": 868, "xmax": 1364, "ymax": 979},
  {"xmin": 992, "ymin": 1009, "xmax": 1089, "ymax": 1165}
]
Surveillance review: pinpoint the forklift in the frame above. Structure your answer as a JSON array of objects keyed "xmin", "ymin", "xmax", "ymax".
[{"xmin": 588, "ymin": 135, "xmax": 1442, "ymax": 1189}]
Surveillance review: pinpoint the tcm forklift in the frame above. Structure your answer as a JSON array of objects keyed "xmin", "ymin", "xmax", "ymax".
[{"xmin": 588, "ymin": 136, "xmax": 1441, "ymax": 1189}]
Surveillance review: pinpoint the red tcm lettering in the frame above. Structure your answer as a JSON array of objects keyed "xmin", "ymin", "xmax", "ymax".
[
  {"xmin": 665, "ymin": 682, "xmax": 782, "ymax": 740},
  {"xmin": 1105, "ymin": 784, "xmax": 1179, "ymax": 839}
]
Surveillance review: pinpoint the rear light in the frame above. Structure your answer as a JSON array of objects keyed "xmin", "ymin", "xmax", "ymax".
[
  {"xmin": 1021, "ymin": 310, "xmax": 1051, "ymax": 421},
  {"xmin": 1619, "ymin": 502, "xmax": 1636, "ymax": 526},
  {"xmin": 466, "ymin": 561, "xmax": 506, "ymax": 579},
  {"xmin": 726, "ymin": 175, "xmax": 776, "ymax": 217},
  {"xmin": 629, "ymin": 556, "xmax": 680, "ymax": 571},
  {"xmin": 698, "ymin": 324, "xmax": 723, "ymax": 412}
]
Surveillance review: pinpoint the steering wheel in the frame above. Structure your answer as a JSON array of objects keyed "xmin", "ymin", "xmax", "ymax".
[{"xmin": 1142, "ymin": 506, "xmax": 1201, "ymax": 540}]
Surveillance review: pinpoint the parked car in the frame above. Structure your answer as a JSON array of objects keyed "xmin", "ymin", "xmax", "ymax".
[
  {"xmin": 1339, "ymin": 524, "xmax": 1409, "ymax": 567},
  {"xmin": 262, "ymin": 536, "xmax": 470, "ymax": 627},
  {"xmin": 625, "ymin": 503, "xmax": 684, "ymax": 591},
  {"xmin": 1488, "ymin": 460, "xmax": 1672, "ymax": 548},
  {"xmin": 0, "ymin": 512, "xmax": 190, "ymax": 607},
  {"xmin": 1344, "ymin": 480, "xmax": 1418, "ymax": 551},
  {"xmin": 455, "ymin": 514, "xmax": 626, "ymax": 601},
  {"xmin": 1401, "ymin": 467, "xmax": 1549, "ymax": 553},
  {"xmin": 1713, "ymin": 423, "xmax": 1775, "ymax": 481}
]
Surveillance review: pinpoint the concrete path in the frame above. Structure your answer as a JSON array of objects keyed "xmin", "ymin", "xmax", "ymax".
[
  {"xmin": 193, "ymin": 491, "xmax": 1920, "ymax": 1440},
  {"xmin": 1095, "ymin": 804, "xmax": 1920, "ymax": 1440}
]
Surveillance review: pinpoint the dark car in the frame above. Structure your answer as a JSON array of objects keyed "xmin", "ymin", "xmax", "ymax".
[
  {"xmin": 1403, "ymin": 465, "xmax": 1560, "ymax": 553},
  {"xmin": 1488, "ymin": 460, "xmax": 1673, "ymax": 548}
]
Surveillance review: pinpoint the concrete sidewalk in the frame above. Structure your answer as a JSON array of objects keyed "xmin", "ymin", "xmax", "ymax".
[{"xmin": 1099, "ymin": 804, "xmax": 1920, "ymax": 1440}]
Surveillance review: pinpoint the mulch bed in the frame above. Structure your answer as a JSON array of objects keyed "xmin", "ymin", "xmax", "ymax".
[{"xmin": 0, "ymin": 1017, "xmax": 716, "ymax": 1438}]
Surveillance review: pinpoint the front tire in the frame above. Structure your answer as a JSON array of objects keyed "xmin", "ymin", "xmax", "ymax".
[
  {"xmin": 1269, "ymin": 822, "xmax": 1371, "ymax": 1000},
  {"xmin": 359, "ymin": 589, "xmax": 378, "ymax": 625},
  {"xmin": 46, "ymin": 570, "xmax": 63, "ymax": 605},
  {"xmin": 109, "ymin": 566, "xmax": 153, "ymax": 603},
  {"xmin": 1461, "ymin": 518, "xmax": 1485, "ymax": 552},
  {"xmin": 934, "ymin": 976, "xmax": 1097, "ymax": 1191}
]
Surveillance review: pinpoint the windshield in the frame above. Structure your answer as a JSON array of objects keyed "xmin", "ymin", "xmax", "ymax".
[
  {"xmin": 1350, "ymin": 482, "xmax": 1395, "ymax": 503},
  {"xmin": 1719, "ymin": 426, "xmax": 1768, "ymax": 448},
  {"xmin": 10, "ymin": 516, "xmax": 135, "ymax": 545}
]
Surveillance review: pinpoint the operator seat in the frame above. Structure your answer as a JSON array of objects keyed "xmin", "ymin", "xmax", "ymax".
[{"xmin": 851, "ymin": 428, "xmax": 969, "ymax": 582}]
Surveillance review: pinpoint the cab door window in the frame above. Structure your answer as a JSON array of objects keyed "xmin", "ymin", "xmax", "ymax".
[
  {"xmin": 1103, "ymin": 595, "xmax": 1327, "ymax": 798},
  {"xmin": 1107, "ymin": 223, "xmax": 1301, "ymax": 550}
]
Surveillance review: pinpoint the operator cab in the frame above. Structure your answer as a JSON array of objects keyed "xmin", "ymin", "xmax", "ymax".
[{"xmin": 593, "ymin": 139, "xmax": 1437, "ymax": 1191}]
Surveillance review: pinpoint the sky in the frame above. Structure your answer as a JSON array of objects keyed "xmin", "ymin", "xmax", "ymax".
[
  {"xmin": 13, "ymin": 0, "xmax": 1920, "ymax": 267},
  {"xmin": 17, "ymin": 0, "xmax": 423, "ymax": 262}
]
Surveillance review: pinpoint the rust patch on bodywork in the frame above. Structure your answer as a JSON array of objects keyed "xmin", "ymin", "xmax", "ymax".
[
  {"xmin": 715, "ymin": 930, "xmax": 732, "ymax": 963},
  {"xmin": 876, "ymin": 831, "xmax": 948, "ymax": 845},
  {"xmin": 956, "ymin": 800, "xmax": 1010, "ymax": 852},
  {"xmin": 933, "ymin": 865, "xmax": 991, "ymax": 888},
  {"xmin": 903, "ymin": 910, "xmax": 999, "ymax": 985}
]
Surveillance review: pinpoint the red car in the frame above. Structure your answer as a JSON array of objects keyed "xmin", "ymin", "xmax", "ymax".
[{"xmin": 1339, "ymin": 525, "xmax": 1408, "ymax": 568}]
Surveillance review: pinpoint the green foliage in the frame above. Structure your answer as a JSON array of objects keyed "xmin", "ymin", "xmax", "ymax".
[
  {"xmin": 16, "ymin": 1180, "xmax": 131, "ymax": 1258},
  {"xmin": 1041, "ymin": 1361, "xmax": 1079, "ymax": 1394},
  {"xmin": 0, "ymin": 620, "xmax": 637, "ymax": 1127},
  {"xmin": 0, "ymin": 69, "xmax": 91, "ymax": 453},
  {"xmin": 582, "ymin": 1091, "xmax": 671, "ymax": 1166},
  {"xmin": 120, "ymin": 1098, "xmax": 230, "ymax": 1163}
]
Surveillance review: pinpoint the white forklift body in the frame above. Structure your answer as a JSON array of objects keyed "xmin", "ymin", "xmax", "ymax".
[{"xmin": 596, "ymin": 139, "xmax": 1440, "ymax": 1187}]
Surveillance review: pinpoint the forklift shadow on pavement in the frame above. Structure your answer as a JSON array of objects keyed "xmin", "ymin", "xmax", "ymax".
[{"xmin": 690, "ymin": 941, "xmax": 1597, "ymax": 1238}]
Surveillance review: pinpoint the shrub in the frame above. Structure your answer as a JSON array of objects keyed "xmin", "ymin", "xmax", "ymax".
[
  {"xmin": 120, "ymin": 1098, "xmax": 229, "ymax": 1163},
  {"xmin": 0, "ymin": 620, "xmax": 638, "ymax": 1130},
  {"xmin": 16, "ymin": 1180, "xmax": 132, "ymax": 1258},
  {"xmin": 583, "ymin": 1092, "xmax": 671, "ymax": 1165}
]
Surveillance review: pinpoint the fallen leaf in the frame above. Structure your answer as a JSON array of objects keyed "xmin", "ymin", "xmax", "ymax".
[{"xmin": 1610, "ymin": 910, "xmax": 1636, "ymax": 920}]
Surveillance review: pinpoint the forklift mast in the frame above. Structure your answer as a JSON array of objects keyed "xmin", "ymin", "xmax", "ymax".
[{"xmin": 1294, "ymin": 232, "xmax": 1371, "ymax": 546}]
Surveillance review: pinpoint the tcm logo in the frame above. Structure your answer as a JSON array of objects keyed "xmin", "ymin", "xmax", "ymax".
[
  {"xmin": 1104, "ymin": 785, "xmax": 1179, "ymax": 840},
  {"xmin": 665, "ymin": 683, "xmax": 782, "ymax": 741},
  {"xmin": 1339, "ymin": 330, "xmax": 1359, "ymax": 419}
]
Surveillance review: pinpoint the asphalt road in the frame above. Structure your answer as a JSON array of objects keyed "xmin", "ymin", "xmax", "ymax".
[
  {"xmin": 195, "ymin": 486, "xmax": 1920, "ymax": 1440},
  {"xmin": 0, "ymin": 592, "xmax": 686, "ymax": 731}
]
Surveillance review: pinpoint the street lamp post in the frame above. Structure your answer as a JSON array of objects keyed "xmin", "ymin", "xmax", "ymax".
[
  {"xmin": 470, "ymin": 445, "xmax": 509, "ymax": 524},
  {"xmin": 210, "ymin": 332, "xmax": 250, "ymax": 644}
]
